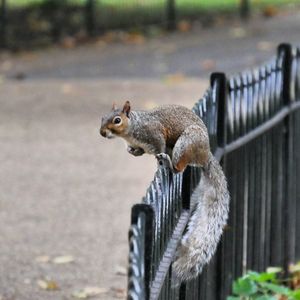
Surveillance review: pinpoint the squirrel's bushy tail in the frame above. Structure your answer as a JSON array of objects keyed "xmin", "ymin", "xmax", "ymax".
[{"xmin": 172, "ymin": 152, "xmax": 230, "ymax": 282}]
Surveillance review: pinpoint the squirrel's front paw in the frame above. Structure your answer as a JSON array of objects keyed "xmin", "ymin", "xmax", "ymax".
[
  {"xmin": 127, "ymin": 146, "xmax": 145, "ymax": 156},
  {"xmin": 156, "ymin": 153, "xmax": 174, "ymax": 171}
]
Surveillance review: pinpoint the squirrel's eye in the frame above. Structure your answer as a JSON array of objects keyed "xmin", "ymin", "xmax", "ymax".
[{"xmin": 113, "ymin": 117, "xmax": 122, "ymax": 125}]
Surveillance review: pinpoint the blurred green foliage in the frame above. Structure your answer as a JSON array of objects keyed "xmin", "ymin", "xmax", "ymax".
[
  {"xmin": 7, "ymin": 0, "xmax": 300, "ymax": 9},
  {"xmin": 227, "ymin": 265, "xmax": 300, "ymax": 300}
]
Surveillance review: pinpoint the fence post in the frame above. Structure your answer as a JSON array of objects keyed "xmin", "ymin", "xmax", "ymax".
[
  {"xmin": 240, "ymin": 0, "xmax": 250, "ymax": 20},
  {"xmin": 166, "ymin": 0, "xmax": 176, "ymax": 31},
  {"xmin": 277, "ymin": 43, "xmax": 296, "ymax": 275},
  {"xmin": 129, "ymin": 204, "xmax": 154, "ymax": 300},
  {"xmin": 211, "ymin": 72, "xmax": 228, "ymax": 149},
  {"xmin": 0, "ymin": 0, "xmax": 7, "ymax": 48},
  {"xmin": 210, "ymin": 72, "xmax": 229, "ymax": 299},
  {"xmin": 86, "ymin": 0, "xmax": 96, "ymax": 36}
]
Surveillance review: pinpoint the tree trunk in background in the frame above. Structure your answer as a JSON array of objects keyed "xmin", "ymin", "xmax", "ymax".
[
  {"xmin": 166, "ymin": 0, "xmax": 176, "ymax": 30},
  {"xmin": 240, "ymin": 0, "xmax": 250, "ymax": 20}
]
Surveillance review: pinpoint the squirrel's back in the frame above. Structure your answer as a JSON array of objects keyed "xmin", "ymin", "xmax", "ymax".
[{"xmin": 130, "ymin": 105, "xmax": 206, "ymax": 149}]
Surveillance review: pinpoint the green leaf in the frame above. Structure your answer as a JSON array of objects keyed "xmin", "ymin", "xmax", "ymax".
[
  {"xmin": 248, "ymin": 271, "xmax": 276, "ymax": 282},
  {"xmin": 266, "ymin": 267, "xmax": 282, "ymax": 274},
  {"xmin": 254, "ymin": 296, "xmax": 276, "ymax": 300},
  {"xmin": 226, "ymin": 297, "xmax": 240, "ymax": 300},
  {"xmin": 290, "ymin": 263, "xmax": 300, "ymax": 273},
  {"xmin": 289, "ymin": 289, "xmax": 300, "ymax": 300},
  {"xmin": 233, "ymin": 277, "xmax": 258, "ymax": 296},
  {"xmin": 259, "ymin": 282, "xmax": 290, "ymax": 295}
]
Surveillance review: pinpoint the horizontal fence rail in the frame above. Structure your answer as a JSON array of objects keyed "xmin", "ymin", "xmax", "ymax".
[{"xmin": 127, "ymin": 43, "xmax": 300, "ymax": 300}]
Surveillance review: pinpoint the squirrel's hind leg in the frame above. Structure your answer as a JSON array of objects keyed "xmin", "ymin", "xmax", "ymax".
[{"xmin": 172, "ymin": 125, "xmax": 210, "ymax": 172}]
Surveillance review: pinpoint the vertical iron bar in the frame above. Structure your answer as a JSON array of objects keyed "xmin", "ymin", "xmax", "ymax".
[
  {"xmin": 198, "ymin": 268, "xmax": 207, "ymax": 299},
  {"xmin": 181, "ymin": 167, "xmax": 191, "ymax": 210},
  {"xmin": 253, "ymin": 136, "xmax": 263, "ymax": 272},
  {"xmin": 240, "ymin": 0, "xmax": 250, "ymax": 20},
  {"xmin": 131, "ymin": 204, "xmax": 154, "ymax": 300},
  {"xmin": 270, "ymin": 123, "xmax": 284, "ymax": 266},
  {"xmin": 86, "ymin": 0, "xmax": 96, "ymax": 36},
  {"xmin": 278, "ymin": 43, "xmax": 296, "ymax": 273},
  {"xmin": 234, "ymin": 74, "xmax": 247, "ymax": 278},
  {"xmin": 205, "ymin": 258, "xmax": 217, "ymax": 300},
  {"xmin": 179, "ymin": 283, "xmax": 186, "ymax": 300},
  {"xmin": 0, "ymin": 0, "xmax": 6, "ymax": 48},
  {"xmin": 295, "ymin": 111, "xmax": 300, "ymax": 260},
  {"xmin": 166, "ymin": 0, "xmax": 176, "ymax": 30},
  {"xmin": 264, "ymin": 129, "xmax": 272, "ymax": 267},
  {"xmin": 211, "ymin": 72, "xmax": 228, "ymax": 299},
  {"xmin": 260, "ymin": 134, "xmax": 267, "ymax": 270},
  {"xmin": 211, "ymin": 72, "xmax": 228, "ymax": 148}
]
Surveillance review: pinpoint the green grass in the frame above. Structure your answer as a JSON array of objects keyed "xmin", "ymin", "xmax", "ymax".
[{"xmin": 7, "ymin": 0, "xmax": 300, "ymax": 9}]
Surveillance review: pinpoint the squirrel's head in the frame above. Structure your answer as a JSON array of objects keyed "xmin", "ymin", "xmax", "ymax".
[{"xmin": 100, "ymin": 101, "xmax": 131, "ymax": 139}]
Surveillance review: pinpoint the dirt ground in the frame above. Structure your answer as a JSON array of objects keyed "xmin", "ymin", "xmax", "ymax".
[{"xmin": 0, "ymin": 8, "xmax": 300, "ymax": 300}]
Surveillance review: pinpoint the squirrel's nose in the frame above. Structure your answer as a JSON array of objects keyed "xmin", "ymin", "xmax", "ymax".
[{"xmin": 100, "ymin": 128, "xmax": 106, "ymax": 137}]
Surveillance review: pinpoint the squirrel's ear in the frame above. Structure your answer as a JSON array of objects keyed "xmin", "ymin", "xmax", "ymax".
[
  {"xmin": 122, "ymin": 101, "xmax": 131, "ymax": 117},
  {"xmin": 112, "ymin": 102, "xmax": 117, "ymax": 111}
]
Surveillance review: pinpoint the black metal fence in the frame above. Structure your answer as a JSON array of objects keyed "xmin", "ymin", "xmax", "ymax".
[
  {"xmin": 127, "ymin": 43, "xmax": 300, "ymax": 300},
  {"xmin": 1, "ymin": 0, "xmax": 293, "ymax": 49}
]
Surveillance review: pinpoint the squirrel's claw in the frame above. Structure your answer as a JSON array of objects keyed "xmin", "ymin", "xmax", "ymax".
[
  {"xmin": 127, "ymin": 146, "xmax": 145, "ymax": 156},
  {"xmin": 156, "ymin": 153, "xmax": 174, "ymax": 171}
]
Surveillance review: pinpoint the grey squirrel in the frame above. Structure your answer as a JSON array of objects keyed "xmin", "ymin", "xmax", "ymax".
[{"xmin": 100, "ymin": 101, "xmax": 230, "ymax": 282}]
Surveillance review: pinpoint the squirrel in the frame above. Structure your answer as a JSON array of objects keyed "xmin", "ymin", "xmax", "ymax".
[{"xmin": 100, "ymin": 101, "xmax": 230, "ymax": 283}]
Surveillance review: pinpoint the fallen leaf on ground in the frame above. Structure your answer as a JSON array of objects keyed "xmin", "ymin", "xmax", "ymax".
[
  {"xmin": 164, "ymin": 72, "xmax": 187, "ymax": 84},
  {"xmin": 262, "ymin": 5, "xmax": 279, "ymax": 18},
  {"xmin": 61, "ymin": 36, "xmax": 77, "ymax": 49},
  {"xmin": 115, "ymin": 265, "xmax": 127, "ymax": 276},
  {"xmin": 111, "ymin": 287, "xmax": 126, "ymax": 299},
  {"xmin": 229, "ymin": 27, "xmax": 247, "ymax": 39},
  {"xmin": 52, "ymin": 255, "xmax": 75, "ymax": 264},
  {"xmin": 124, "ymin": 32, "xmax": 145, "ymax": 45},
  {"xmin": 177, "ymin": 20, "xmax": 192, "ymax": 32},
  {"xmin": 257, "ymin": 41, "xmax": 273, "ymax": 52},
  {"xmin": 35, "ymin": 255, "xmax": 51, "ymax": 263},
  {"xmin": 72, "ymin": 287, "xmax": 109, "ymax": 299},
  {"xmin": 37, "ymin": 279, "xmax": 59, "ymax": 291},
  {"xmin": 61, "ymin": 84, "xmax": 75, "ymax": 95},
  {"xmin": 201, "ymin": 59, "xmax": 216, "ymax": 71},
  {"xmin": 1, "ymin": 60, "xmax": 12, "ymax": 71}
]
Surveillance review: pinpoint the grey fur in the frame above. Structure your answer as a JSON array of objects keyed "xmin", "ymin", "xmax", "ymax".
[
  {"xmin": 172, "ymin": 152, "xmax": 229, "ymax": 282},
  {"xmin": 100, "ymin": 103, "xmax": 230, "ymax": 282}
]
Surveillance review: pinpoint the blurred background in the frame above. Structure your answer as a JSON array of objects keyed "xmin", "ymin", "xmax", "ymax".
[{"xmin": 0, "ymin": 1, "xmax": 300, "ymax": 299}]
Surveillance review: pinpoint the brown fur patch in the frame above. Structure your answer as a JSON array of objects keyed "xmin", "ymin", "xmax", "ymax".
[
  {"xmin": 174, "ymin": 154, "xmax": 189, "ymax": 172},
  {"xmin": 106, "ymin": 113, "xmax": 128, "ymax": 135}
]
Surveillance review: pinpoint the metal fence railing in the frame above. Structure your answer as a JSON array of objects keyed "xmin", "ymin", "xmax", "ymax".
[{"xmin": 127, "ymin": 43, "xmax": 300, "ymax": 300}]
